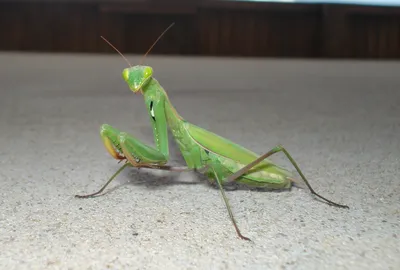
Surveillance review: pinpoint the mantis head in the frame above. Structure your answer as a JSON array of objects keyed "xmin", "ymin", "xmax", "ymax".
[
  {"xmin": 122, "ymin": 66, "xmax": 153, "ymax": 93},
  {"xmin": 100, "ymin": 23, "xmax": 174, "ymax": 94}
]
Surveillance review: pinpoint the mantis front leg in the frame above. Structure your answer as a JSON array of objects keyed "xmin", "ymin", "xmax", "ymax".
[
  {"xmin": 101, "ymin": 123, "xmax": 169, "ymax": 164},
  {"xmin": 76, "ymin": 93, "xmax": 180, "ymax": 198},
  {"xmin": 76, "ymin": 124, "xmax": 186, "ymax": 198}
]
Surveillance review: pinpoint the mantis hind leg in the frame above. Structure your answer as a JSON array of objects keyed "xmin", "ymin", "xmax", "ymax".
[{"xmin": 224, "ymin": 145, "xmax": 349, "ymax": 209}]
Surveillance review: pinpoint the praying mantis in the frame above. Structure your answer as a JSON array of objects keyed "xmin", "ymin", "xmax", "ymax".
[{"xmin": 75, "ymin": 23, "xmax": 349, "ymax": 241}]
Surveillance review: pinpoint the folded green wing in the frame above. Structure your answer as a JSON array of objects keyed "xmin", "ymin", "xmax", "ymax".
[
  {"xmin": 185, "ymin": 122, "xmax": 293, "ymax": 187},
  {"xmin": 185, "ymin": 122, "xmax": 271, "ymax": 166}
]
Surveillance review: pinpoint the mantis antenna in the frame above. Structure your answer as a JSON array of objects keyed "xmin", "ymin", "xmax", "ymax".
[
  {"xmin": 100, "ymin": 23, "xmax": 175, "ymax": 67},
  {"xmin": 100, "ymin": 36, "xmax": 132, "ymax": 68},
  {"xmin": 140, "ymin": 22, "xmax": 175, "ymax": 65}
]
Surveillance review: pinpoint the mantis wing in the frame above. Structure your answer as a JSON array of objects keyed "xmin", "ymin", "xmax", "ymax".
[{"xmin": 185, "ymin": 122, "xmax": 293, "ymax": 178}]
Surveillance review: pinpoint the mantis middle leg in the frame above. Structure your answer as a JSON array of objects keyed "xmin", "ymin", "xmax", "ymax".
[{"xmin": 210, "ymin": 167, "xmax": 251, "ymax": 241}]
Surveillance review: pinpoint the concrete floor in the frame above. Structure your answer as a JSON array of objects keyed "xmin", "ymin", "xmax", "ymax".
[{"xmin": 0, "ymin": 52, "xmax": 399, "ymax": 270}]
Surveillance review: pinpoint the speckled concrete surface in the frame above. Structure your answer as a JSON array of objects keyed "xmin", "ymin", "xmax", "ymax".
[{"xmin": 0, "ymin": 52, "xmax": 399, "ymax": 270}]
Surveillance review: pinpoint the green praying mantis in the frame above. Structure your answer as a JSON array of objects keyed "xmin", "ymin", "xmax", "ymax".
[{"xmin": 75, "ymin": 23, "xmax": 349, "ymax": 241}]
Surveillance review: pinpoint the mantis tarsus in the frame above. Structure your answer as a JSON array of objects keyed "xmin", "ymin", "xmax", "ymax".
[{"xmin": 75, "ymin": 23, "xmax": 349, "ymax": 241}]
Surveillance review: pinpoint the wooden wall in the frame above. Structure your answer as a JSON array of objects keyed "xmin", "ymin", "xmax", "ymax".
[{"xmin": 1, "ymin": 0, "xmax": 400, "ymax": 58}]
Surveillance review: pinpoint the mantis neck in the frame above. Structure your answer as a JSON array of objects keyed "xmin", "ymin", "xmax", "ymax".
[{"xmin": 146, "ymin": 77, "xmax": 184, "ymax": 125}]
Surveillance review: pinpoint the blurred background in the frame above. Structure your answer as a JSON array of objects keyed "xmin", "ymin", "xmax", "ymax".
[{"xmin": 1, "ymin": 0, "xmax": 400, "ymax": 59}]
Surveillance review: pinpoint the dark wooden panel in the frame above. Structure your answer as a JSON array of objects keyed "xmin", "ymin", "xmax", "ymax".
[
  {"xmin": 1, "ymin": 1, "xmax": 400, "ymax": 59},
  {"xmin": 0, "ymin": 2, "xmax": 100, "ymax": 52},
  {"xmin": 197, "ymin": 7, "xmax": 321, "ymax": 57},
  {"xmin": 348, "ymin": 14, "xmax": 400, "ymax": 58},
  {"xmin": 322, "ymin": 4, "xmax": 400, "ymax": 58}
]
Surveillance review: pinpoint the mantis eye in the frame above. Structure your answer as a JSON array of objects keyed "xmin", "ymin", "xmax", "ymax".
[
  {"xmin": 122, "ymin": 69, "xmax": 130, "ymax": 82},
  {"xmin": 143, "ymin": 67, "xmax": 153, "ymax": 78}
]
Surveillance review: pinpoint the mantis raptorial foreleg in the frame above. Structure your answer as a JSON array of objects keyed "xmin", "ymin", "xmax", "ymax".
[
  {"xmin": 75, "ymin": 124, "xmax": 192, "ymax": 198},
  {"xmin": 224, "ymin": 145, "xmax": 349, "ymax": 209},
  {"xmin": 101, "ymin": 124, "xmax": 168, "ymax": 165}
]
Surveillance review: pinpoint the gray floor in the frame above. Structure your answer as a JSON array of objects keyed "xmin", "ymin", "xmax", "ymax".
[{"xmin": 0, "ymin": 52, "xmax": 399, "ymax": 270}]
